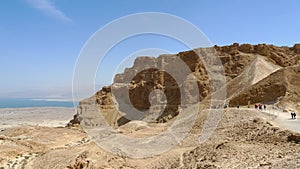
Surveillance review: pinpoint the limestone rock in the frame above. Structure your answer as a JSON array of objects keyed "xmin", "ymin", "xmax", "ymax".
[{"xmin": 70, "ymin": 43, "xmax": 300, "ymax": 126}]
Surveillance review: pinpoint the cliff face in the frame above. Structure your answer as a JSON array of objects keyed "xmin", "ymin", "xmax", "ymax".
[
  {"xmin": 229, "ymin": 64, "xmax": 300, "ymax": 110},
  {"xmin": 70, "ymin": 43, "xmax": 300, "ymax": 127},
  {"xmin": 216, "ymin": 43, "xmax": 299, "ymax": 68},
  {"xmin": 74, "ymin": 51, "xmax": 213, "ymax": 126}
]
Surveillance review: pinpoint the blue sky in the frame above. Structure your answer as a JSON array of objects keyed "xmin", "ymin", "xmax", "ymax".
[{"xmin": 0, "ymin": 0, "xmax": 299, "ymax": 99}]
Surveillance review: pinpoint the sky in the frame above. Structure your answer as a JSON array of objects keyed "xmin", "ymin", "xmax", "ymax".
[{"xmin": 0, "ymin": 0, "xmax": 300, "ymax": 99}]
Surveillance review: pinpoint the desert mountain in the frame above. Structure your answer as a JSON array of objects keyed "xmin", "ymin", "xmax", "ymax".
[{"xmin": 70, "ymin": 43, "xmax": 300, "ymax": 127}]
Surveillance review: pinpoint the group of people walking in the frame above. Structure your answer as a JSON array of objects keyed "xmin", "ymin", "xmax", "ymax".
[
  {"xmin": 291, "ymin": 112, "xmax": 297, "ymax": 119},
  {"xmin": 234, "ymin": 102, "xmax": 298, "ymax": 120},
  {"xmin": 254, "ymin": 103, "xmax": 266, "ymax": 111}
]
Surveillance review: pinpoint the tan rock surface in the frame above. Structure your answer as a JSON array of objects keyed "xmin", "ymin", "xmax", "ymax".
[{"xmin": 70, "ymin": 43, "xmax": 300, "ymax": 126}]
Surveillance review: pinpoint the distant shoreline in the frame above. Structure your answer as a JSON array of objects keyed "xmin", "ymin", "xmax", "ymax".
[
  {"xmin": 0, "ymin": 106, "xmax": 75, "ymax": 110},
  {"xmin": 0, "ymin": 98, "xmax": 77, "ymax": 108},
  {"xmin": 30, "ymin": 98, "xmax": 75, "ymax": 102}
]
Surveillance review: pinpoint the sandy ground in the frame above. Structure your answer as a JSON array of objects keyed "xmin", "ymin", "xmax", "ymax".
[
  {"xmin": 1, "ymin": 108, "xmax": 300, "ymax": 168},
  {"xmin": 262, "ymin": 108, "xmax": 300, "ymax": 133},
  {"xmin": 1, "ymin": 106, "xmax": 298, "ymax": 137},
  {"xmin": 237, "ymin": 106, "xmax": 300, "ymax": 133},
  {"xmin": 0, "ymin": 107, "xmax": 75, "ymax": 129},
  {"xmin": 0, "ymin": 107, "xmax": 300, "ymax": 168}
]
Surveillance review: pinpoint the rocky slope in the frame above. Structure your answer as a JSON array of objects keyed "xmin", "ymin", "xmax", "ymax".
[
  {"xmin": 70, "ymin": 43, "xmax": 300, "ymax": 126},
  {"xmin": 2, "ymin": 109, "xmax": 300, "ymax": 168},
  {"xmin": 229, "ymin": 64, "xmax": 300, "ymax": 109}
]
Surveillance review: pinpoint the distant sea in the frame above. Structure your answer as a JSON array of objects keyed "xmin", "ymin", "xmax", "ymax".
[{"xmin": 0, "ymin": 98, "xmax": 77, "ymax": 108}]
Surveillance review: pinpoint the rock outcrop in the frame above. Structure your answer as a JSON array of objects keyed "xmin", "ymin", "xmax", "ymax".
[
  {"xmin": 69, "ymin": 43, "xmax": 300, "ymax": 127},
  {"xmin": 229, "ymin": 64, "xmax": 300, "ymax": 109}
]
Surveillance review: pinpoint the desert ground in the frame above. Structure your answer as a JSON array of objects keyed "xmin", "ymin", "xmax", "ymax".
[
  {"xmin": 0, "ymin": 107, "xmax": 75, "ymax": 130},
  {"xmin": 0, "ymin": 106, "xmax": 300, "ymax": 169}
]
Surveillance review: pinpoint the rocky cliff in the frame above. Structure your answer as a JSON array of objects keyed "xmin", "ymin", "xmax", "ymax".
[
  {"xmin": 70, "ymin": 43, "xmax": 300, "ymax": 127},
  {"xmin": 229, "ymin": 64, "xmax": 300, "ymax": 110}
]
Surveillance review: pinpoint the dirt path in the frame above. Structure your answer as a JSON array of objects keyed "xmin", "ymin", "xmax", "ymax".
[
  {"xmin": 270, "ymin": 110, "xmax": 300, "ymax": 133},
  {"xmin": 237, "ymin": 107, "xmax": 300, "ymax": 133}
]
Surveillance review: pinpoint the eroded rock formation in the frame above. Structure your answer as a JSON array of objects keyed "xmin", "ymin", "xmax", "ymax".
[{"xmin": 70, "ymin": 43, "xmax": 300, "ymax": 126}]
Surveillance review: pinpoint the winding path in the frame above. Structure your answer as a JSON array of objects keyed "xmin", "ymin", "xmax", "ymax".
[
  {"xmin": 250, "ymin": 107, "xmax": 300, "ymax": 133},
  {"xmin": 269, "ymin": 110, "xmax": 300, "ymax": 133}
]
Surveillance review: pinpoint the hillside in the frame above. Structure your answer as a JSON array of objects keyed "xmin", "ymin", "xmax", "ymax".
[
  {"xmin": 229, "ymin": 64, "xmax": 300, "ymax": 110},
  {"xmin": 70, "ymin": 43, "xmax": 300, "ymax": 127}
]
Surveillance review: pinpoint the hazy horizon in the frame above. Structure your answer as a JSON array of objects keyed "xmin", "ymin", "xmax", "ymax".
[{"xmin": 1, "ymin": 0, "xmax": 300, "ymax": 99}]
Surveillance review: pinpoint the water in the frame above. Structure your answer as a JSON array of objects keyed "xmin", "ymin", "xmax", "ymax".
[{"xmin": 0, "ymin": 98, "xmax": 77, "ymax": 108}]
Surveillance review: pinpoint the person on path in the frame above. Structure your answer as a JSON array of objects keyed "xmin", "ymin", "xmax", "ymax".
[
  {"xmin": 259, "ymin": 104, "xmax": 262, "ymax": 111},
  {"xmin": 291, "ymin": 112, "xmax": 296, "ymax": 119},
  {"xmin": 293, "ymin": 112, "xmax": 296, "ymax": 119}
]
